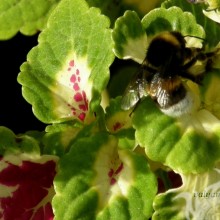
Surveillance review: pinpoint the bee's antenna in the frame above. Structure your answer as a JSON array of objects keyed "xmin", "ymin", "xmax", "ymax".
[
  {"xmin": 183, "ymin": 34, "xmax": 205, "ymax": 41},
  {"xmin": 183, "ymin": 34, "xmax": 208, "ymax": 45}
]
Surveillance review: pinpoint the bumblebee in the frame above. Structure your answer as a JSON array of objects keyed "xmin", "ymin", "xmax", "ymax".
[{"xmin": 121, "ymin": 31, "xmax": 214, "ymax": 117}]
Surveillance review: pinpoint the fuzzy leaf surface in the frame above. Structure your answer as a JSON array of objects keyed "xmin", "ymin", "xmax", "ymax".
[
  {"xmin": 53, "ymin": 133, "xmax": 157, "ymax": 220},
  {"xmin": 0, "ymin": 0, "xmax": 60, "ymax": 39},
  {"xmin": 162, "ymin": 0, "xmax": 220, "ymax": 48},
  {"xmin": 18, "ymin": 0, "xmax": 114, "ymax": 124}
]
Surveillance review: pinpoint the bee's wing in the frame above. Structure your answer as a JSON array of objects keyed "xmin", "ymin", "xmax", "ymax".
[{"xmin": 121, "ymin": 68, "xmax": 149, "ymax": 110}]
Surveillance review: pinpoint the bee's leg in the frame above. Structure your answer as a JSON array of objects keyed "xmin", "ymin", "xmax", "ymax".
[
  {"xmin": 202, "ymin": 49, "xmax": 220, "ymax": 71},
  {"xmin": 128, "ymin": 99, "xmax": 141, "ymax": 117},
  {"xmin": 181, "ymin": 51, "xmax": 216, "ymax": 84},
  {"xmin": 181, "ymin": 72, "xmax": 204, "ymax": 85},
  {"xmin": 182, "ymin": 56, "xmax": 198, "ymax": 70},
  {"xmin": 182, "ymin": 48, "xmax": 215, "ymax": 70},
  {"xmin": 194, "ymin": 48, "xmax": 220, "ymax": 70}
]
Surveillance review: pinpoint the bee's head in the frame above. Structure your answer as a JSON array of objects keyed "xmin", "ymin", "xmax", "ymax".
[{"xmin": 146, "ymin": 31, "xmax": 186, "ymax": 71}]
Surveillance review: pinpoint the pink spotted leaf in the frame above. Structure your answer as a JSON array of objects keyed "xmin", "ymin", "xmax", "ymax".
[
  {"xmin": 18, "ymin": 0, "xmax": 114, "ymax": 124},
  {"xmin": 53, "ymin": 133, "xmax": 157, "ymax": 219},
  {"xmin": 104, "ymin": 97, "xmax": 135, "ymax": 149}
]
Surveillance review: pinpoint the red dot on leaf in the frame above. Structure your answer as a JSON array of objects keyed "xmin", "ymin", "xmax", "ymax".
[
  {"xmin": 115, "ymin": 163, "xmax": 123, "ymax": 175},
  {"xmin": 69, "ymin": 60, "xmax": 74, "ymax": 67},
  {"xmin": 108, "ymin": 169, "xmax": 114, "ymax": 178},
  {"xmin": 73, "ymin": 83, "xmax": 80, "ymax": 91},
  {"xmin": 70, "ymin": 74, "xmax": 76, "ymax": 83},
  {"xmin": 82, "ymin": 91, "xmax": 88, "ymax": 102},
  {"xmin": 74, "ymin": 93, "xmax": 83, "ymax": 102},
  {"xmin": 78, "ymin": 113, "xmax": 86, "ymax": 121},
  {"xmin": 110, "ymin": 178, "xmax": 117, "ymax": 185},
  {"xmin": 79, "ymin": 104, "xmax": 87, "ymax": 111},
  {"xmin": 113, "ymin": 122, "xmax": 123, "ymax": 131},
  {"xmin": 71, "ymin": 107, "xmax": 76, "ymax": 111}
]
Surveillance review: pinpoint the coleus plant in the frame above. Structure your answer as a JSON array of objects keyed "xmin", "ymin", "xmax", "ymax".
[{"xmin": 1, "ymin": 0, "xmax": 220, "ymax": 219}]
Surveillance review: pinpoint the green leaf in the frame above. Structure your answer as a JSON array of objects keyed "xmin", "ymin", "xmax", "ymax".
[
  {"xmin": 0, "ymin": 0, "xmax": 60, "ymax": 39},
  {"xmin": 203, "ymin": 9, "xmax": 220, "ymax": 24},
  {"xmin": 18, "ymin": 0, "xmax": 114, "ymax": 124},
  {"xmin": 206, "ymin": 0, "xmax": 220, "ymax": 9},
  {"xmin": 86, "ymin": 0, "xmax": 125, "ymax": 27},
  {"xmin": 87, "ymin": 0, "xmax": 162, "ymax": 26},
  {"xmin": 53, "ymin": 133, "xmax": 157, "ymax": 219},
  {"xmin": 43, "ymin": 120, "xmax": 105, "ymax": 156},
  {"xmin": 105, "ymin": 97, "xmax": 133, "ymax": 133},
  {"xmin": 153, "ymin": 163, "xmax": 220, "ymax": 219},
  {"xmin": 43, "ymin": 122, "xmax": 82, "ymax": 156},
  {"xmin": 0, "ymin": 126, "xmax": 40, "ymax": 155},
  {"xmin": 201, "ymin": 70, "xmax": 220, "ymax": 118},
  {"xmin": 105, "ymin": 96, "xmax": 135, "ymax": 149},
  {"xmin": 132, "ymin": 97, "xmax": 220, "ymax": 173},
  {"xmin": 162, "ymin": 0, "xmax": 220, "ymax": 48},
  {"xmin": 112, "ymin": 10, "xmax": 148, "ymax": 63},
  {"xmin": 141, "ymin": 6, "xmax": 205, "ymax": 46}
]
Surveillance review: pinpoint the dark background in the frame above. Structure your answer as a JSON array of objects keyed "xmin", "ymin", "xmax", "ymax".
[{"xmin": 0, "ymin": 33, "xmax": 45, "ymax": 134}]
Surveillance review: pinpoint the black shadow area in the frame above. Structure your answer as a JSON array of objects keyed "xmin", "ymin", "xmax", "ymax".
[{"xmin": 0, "ymin": 33, "xmax": 46, "ymax": 134}]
